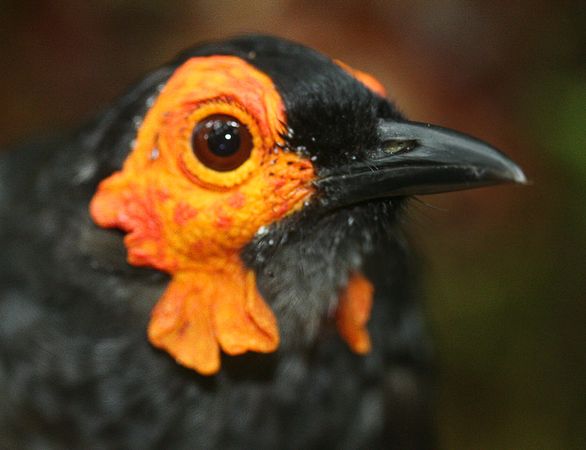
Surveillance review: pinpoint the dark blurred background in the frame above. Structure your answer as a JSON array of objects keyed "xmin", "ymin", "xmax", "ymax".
[{"xmin": 1, "ymin": 1, "xmax": 584, "ymax": 448}]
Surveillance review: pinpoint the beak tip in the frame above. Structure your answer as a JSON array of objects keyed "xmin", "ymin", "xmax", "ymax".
[{"xmin": 511, "ymin": 165, "xmax": 528, "ymax": 185}]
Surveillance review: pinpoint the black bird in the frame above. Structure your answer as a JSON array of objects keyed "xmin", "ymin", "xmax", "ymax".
[{"xmin": 0, "ymin": 35, "xmax": 524, "ymax": 449}]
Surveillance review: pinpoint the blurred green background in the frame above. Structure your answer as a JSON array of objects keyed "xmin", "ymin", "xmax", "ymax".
[{"xmin": 1, "ymin": 1, "xmax": 584, "ymax": 448}]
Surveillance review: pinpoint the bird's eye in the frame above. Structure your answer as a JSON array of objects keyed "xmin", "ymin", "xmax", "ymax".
[{"xmin": 191, "ymin": 114, "xmax": 253, "ymax": 172}]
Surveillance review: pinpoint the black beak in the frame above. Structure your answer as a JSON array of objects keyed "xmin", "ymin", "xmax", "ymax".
[{"xmin": 315, "ymin": 119, "xmax": 526, "ymax": 209}]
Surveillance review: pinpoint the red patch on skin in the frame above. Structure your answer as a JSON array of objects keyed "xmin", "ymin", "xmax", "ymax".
[
  {"xmin": 211, "ymin": 205, "xmax": 233, "ymax": 230},
  {"xmin": 273, "ymin": 179, "xmax": 286, "ymax": 189},
  {"xmin": 227, "ymin": 192, "xmax": 246, "ymax": 209},
  {"xmin": 155, "ymin": 189, "xmax": 171, "ymax": 203},
  {"xmin": 272, "ymin": 203, "xmax": 291, "ymax": 217},
  {"xmin": 189, "ymin": 241, "xmax": 205, "ymax": 255},
  {"xmin": 173, "ymin": 201, "xmax": 198, "ymax": 226},
  {"xmin": 216, "ymin": 214, "xmax": 233, "ymax": 230}
]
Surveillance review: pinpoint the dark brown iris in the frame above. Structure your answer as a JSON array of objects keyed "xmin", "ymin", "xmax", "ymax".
[{"xmin": 191, "ymin": 114, "xmax": 253, "ymax": 171}]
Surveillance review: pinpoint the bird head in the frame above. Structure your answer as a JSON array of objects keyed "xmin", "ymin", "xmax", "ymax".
[{"xmin": 89, "ymin": 36, "xmax": 524, "ymax": 375}]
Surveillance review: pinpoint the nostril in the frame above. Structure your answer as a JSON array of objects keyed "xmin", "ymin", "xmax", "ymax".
[{"xmin": 381, "ymin": 140, "xmax": 418, "ymax": 156}]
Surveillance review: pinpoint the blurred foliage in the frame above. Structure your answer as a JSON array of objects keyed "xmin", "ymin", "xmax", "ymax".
[
  {"xmin": 527, "ymin": 73, "xmax": 586, "ymax": 179},
  {"xmin": 1, "ymin": 1, "xmax": 585, "ymax": 449}
]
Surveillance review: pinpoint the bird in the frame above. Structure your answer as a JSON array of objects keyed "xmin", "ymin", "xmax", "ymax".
[{"xmin": 0, "ymin": 35, "xmax": 525, "ymax": 449}]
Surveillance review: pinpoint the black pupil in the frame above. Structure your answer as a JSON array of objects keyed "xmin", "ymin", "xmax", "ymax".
[{"xmin": 204, "ymin": 118, "xmax": 241, "ymax": 157}]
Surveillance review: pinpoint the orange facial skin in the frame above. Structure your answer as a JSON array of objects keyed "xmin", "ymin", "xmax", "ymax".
[
  {"xmin": 90, "ymin": 55, "xmax": 380, "ymax": 375},
  {"xmin": 336, "ymin": 60, "xmax": 387, "ymax": 97}
]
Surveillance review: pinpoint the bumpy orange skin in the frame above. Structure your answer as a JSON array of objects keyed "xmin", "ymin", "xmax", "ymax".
[
  {"xmin": 90, "ymin": 55, "xmax": 381, "ymax": 375},
  {"xmin": 90, "ymin": 57, "xmax": 315, "ymax": 374}
]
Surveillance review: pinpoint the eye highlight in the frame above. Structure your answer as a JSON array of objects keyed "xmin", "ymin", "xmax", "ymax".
[{"xmin": 191, "ymin": 114, "xmax": 253, "ymax": 172}]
